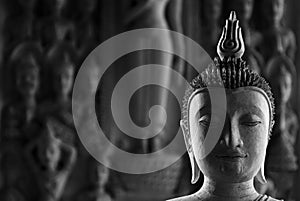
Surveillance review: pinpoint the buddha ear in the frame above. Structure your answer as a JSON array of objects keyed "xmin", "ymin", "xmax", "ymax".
[
  {"xmin": 256, "ymin": 157, "xmax": 267, "ymax": 184},
  {"xmin": 180, "ymin": 120, "xmax": 201, "ymax": 184},
  {"xmin": 190, "ymin": 154, "xmax": 201, "ymax": 184}
]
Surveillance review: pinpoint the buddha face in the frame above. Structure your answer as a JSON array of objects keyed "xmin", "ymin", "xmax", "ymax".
[
  {"xmin": 203, "ymin": 0, "xmax": 222, "ymax": 21},
  {"xmin": 229, "ymin": 0, "xmax": 254, "ymax": 22},
  {"xmin": 53, "ymin": 64, "xmax": 74, "ymax": 99},
  {"xmin": 264, "ymin": 0, "xmax": 285, "ymax": 25},
  {"xmin": 16, "ymin": 67, "xmax": 39, "ymax": 99},
  {"xmin": 187, "ymin": 88, "xmax": 270, "ymax": 183},
  {"xmin": 38, "ymin": 139, "xmax": 60, "ymax": 171}
]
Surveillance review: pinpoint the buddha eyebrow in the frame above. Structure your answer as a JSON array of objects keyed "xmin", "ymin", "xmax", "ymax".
[
  {"xmin": 195, "ymin": 106, "xmax": 211, "ymax": 119},
  {"xmin": 240, "ymin": 106, "xmax": 265, "ymax": 118}
]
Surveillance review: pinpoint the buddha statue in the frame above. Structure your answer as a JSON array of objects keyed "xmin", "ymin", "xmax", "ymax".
[
  {"xmin": 25, "ymin": 121, "xmax": 77, "ymax": 201},
  {"xmin": 223, "ymin": 0, "xmax": 264, "ymax": 74},
  {"xmin": 40, "ymin": 54, "xmax": 76, "ymax": 146},
  {"xmin": 4, "ymin": 41, "xmax": 43, "ymax": 100},
  {"xmin": 1, "ymin": 55, "xmax": 40, "ymax": 144},
  {"xmin": 264, "ymin": 55, "xmax": 298, "ymax": 199},
  {"xmin": 256, "ymin": 0, "xmax": 296, "ymax": 63},
  {"xmin": 168, "ymin": 12, "xmax": 281, "ymax": 201}
]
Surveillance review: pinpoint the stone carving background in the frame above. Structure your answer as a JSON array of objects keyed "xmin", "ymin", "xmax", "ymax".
[{"xmin": 0, "ymin": 0, "xmax": 299, "ymax": 201}]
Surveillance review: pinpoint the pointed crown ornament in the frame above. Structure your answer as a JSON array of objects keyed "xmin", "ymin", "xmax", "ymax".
[{"xmin": 217, "ymin": 11, "xmax": 245, "ymax": 60}]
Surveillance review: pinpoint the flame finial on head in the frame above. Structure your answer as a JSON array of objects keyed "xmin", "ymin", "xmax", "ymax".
[{"xmin": 217, "ymin": 11, "xmax": 245, "ymax": 60}]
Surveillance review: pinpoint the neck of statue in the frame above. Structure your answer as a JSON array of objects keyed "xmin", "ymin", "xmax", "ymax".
[
  {"xmin": 197, "ymin": 176, "xmax": 259, "ymax": 201},
  {"xmin": 23, "ymin": 96, "xmax": 36, "ymax": 108}
]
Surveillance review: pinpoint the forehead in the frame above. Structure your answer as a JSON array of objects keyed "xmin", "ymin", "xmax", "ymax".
[{"xmin": 189, "ymin": 88, "xmax": 270, "ymax": 118}]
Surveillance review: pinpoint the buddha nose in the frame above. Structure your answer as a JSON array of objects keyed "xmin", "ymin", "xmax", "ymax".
[{"xmin": 220, "ymin": 118, "xmax": 244, "ymax": 148}]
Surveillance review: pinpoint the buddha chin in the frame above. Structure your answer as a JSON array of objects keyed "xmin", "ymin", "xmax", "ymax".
[
  {"xmin": 198, "ymin": 150, "xmax": 261, "ymax": 183},
  {"xmin": 219, "ymin": 158, "xmax": 244, "ymax": 176}
]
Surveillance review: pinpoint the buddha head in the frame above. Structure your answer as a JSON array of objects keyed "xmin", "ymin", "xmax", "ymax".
[
  {"xmin": 181, "ymin": 12, "xmax": 274, "ymax": 185},
  {"xmin": 37, "ymin": 122, "xmax": 61, "ymax": 171},
  {"xmin": 15, "ymin": 55, "xmax": 40, "ymax": 100},
  {"xmin": 263, "ymin": 0, "xmax": 285, "ymax": 26},
  {"xmin": 52, "ymin": 56, "xmax": 75, "ymax": 101}
]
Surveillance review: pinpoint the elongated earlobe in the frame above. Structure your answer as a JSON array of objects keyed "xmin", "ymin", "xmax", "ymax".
[
  {"xmin": 190, "ymin": 153, "xmax": 200, "ymax": 184},
  {"xmin": 180, "ymin": 120, "xmax": 201, "ymax": 184}
]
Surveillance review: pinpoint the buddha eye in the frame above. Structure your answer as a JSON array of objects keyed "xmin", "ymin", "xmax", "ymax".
[
  {"xmin": 241, "ymin": 121, "xmax": 262, "ymax": 127},
  {"xmin": 198, "ymin": 115, "xmax": 210, "ymax": 126},
  {"xmin": 240, "ymin": 114, "xmax": 262, "ymax": 127}
]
